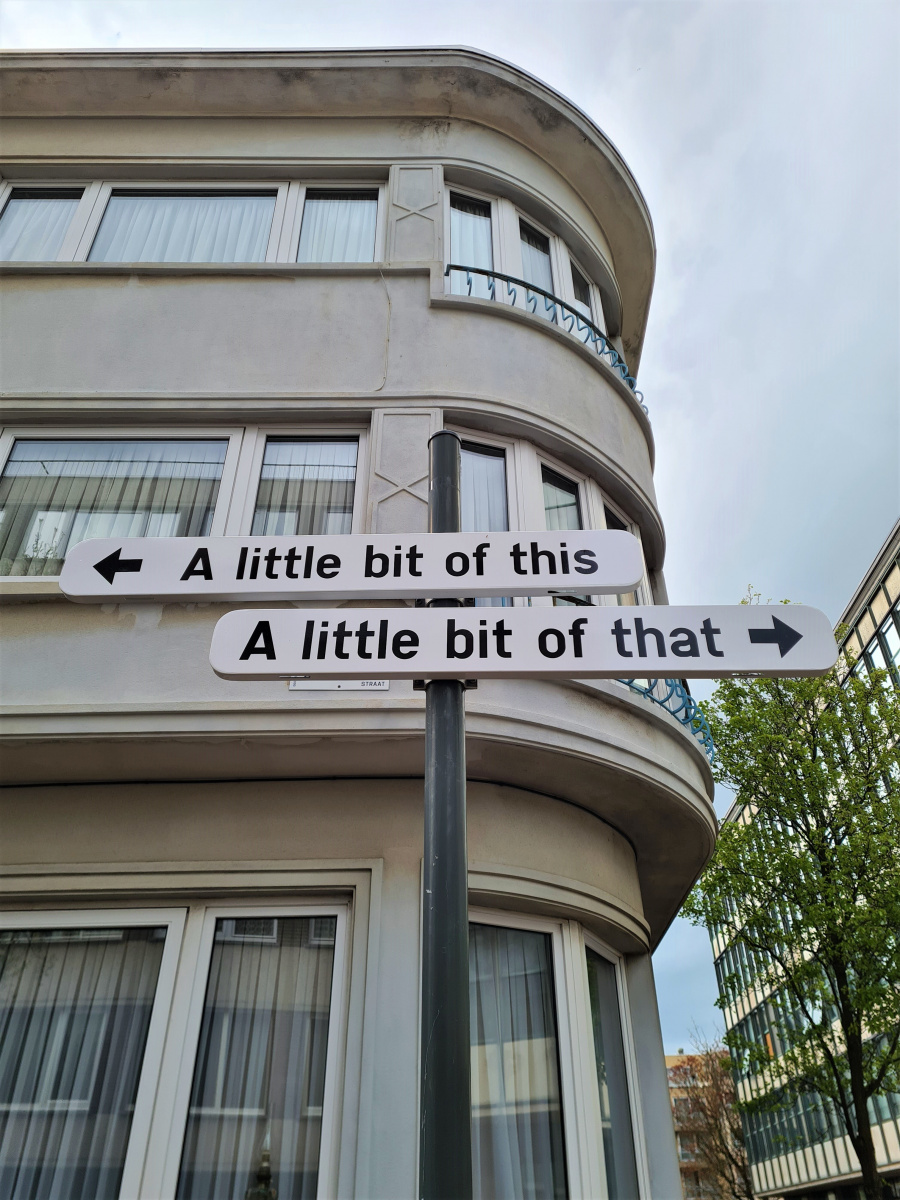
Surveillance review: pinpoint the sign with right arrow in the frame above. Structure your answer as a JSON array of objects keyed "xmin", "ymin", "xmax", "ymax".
[{"xmin": 209, "ymin": 604, "xmax": 838, "ymax": 681}]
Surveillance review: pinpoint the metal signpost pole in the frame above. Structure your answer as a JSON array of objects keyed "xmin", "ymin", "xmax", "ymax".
[{"xmin": 420, "ymin": 430, "xmax": 473, "ymax": 1200}]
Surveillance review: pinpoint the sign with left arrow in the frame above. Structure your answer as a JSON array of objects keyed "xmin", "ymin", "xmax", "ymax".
[{"xmin": 58, "ymin": 531, "xmax": 644, "ymax": 603}]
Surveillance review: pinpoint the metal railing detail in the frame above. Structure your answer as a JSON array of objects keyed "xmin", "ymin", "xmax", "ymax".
[
  {"xmin": 620, "ymin": 677, "xmax": 715, "ymax": 762},
  {"xmin": 444, "ymin": 263, "xmax": 648, "ymax": 414}
]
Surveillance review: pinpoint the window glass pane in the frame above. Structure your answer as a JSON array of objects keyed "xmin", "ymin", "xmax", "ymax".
[
  {"xmin": 604, "ymin": 505, "xmax": 640, "ymax": 606},
  {"xmin": 585, "ymin": 949, "xmax": 639, "ymax": 1200},
  {"xmin": 297, "ymin": 190, "xmax": 377, "ymax": 263},
  {"xmin": 882, "ymin": 616, "xmax": 900, "ymax": 671},
  {"xmin": 469, "ymin": 924, "xmax": 567, "ymax": 1200},
  {"xmin": 450, "ymin": 194, "xmax": 493, "ymax": 299},
  {"xmin": 0, "ymin": 189, "xmax": 83, "ymax": 261},
  {"xmin": 0, "ymin": 925, "xmax": 166, "ymax": 1200},
  {"xmin": 176, "ymin": 915, "xmax": 337, "ymax": 1200},
  {"xmin": 520, "ymin": 221, "xmax": 554, "ymax": 320},
  {"xmin": 89, "ymin": 191, "xmax": 276, "ymax": 263},
  {"xmin": 570, "ymin": 262, "xmax": 592, "ymax": 321},
  {"xmin": 542, "ymin": 466, "xmax": 582, "ymax": 532},
  {"xmin": 461, "ymin": 442, "xmax": 509, "ymax": 607},
  {"xmin": 0, "ymin": 439, "xmax": 228, "ymax": 576},
  {"xmin": 251, "ymin": 439, "xmax": 357, "ymax": 536}
]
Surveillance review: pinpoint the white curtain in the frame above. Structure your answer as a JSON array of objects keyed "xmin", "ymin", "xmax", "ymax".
[
  {"xmin": 585, "ymin": 950, "xmax": 640, "ymax": 1199},
  {"xmin": 297, "ymin": 191, "xmax": 377, "ymax": 262},
  {"xmin": 176, "ymin": 917, "xmax": 336, "ymax": 1200},
  {"xmin": 88, "ymin": 193, "xmax": 276, "ymax": 263},
  {"xmin": 0, "ymin": 194, "xmax": 81, "ymax": 261},
  {"xmin": 461, "ymin": 443, "xmax": 509, "ymax": 607},
  {"xmin": 450, "ymin": 194, "xmax": 494, "ymax": 299},
  {"xmin": 0, "ymin": 926, "xmax": 166, "ymax": 1200},
  {"xmin": 520, "ymin": 222, "xmax": 555, "ymax": 321},
  {"xmin": 252, "ymin": 439, "xmax": 357, "ymax": 536},
  {"xmin": 470, "ymin": 925, "xmax": 568, "ymax": 1200},
  {"xmin": 0, "ymin": 439, "xmax": 228, "ymax": 576},
  {"xmin": 542, "ymin": 466, "xmax": 582, "ymax": 532}
]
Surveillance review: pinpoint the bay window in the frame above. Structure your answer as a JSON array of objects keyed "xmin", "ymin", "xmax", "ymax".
[
  {"xmin": 0, "ymin": 438, "xmax": 229, "ymax": 577},
  {"xmin": 0, "ymin": 188, "xmax": 83, "ymax": 262},
  {"xmin": 88, "ymin": 191, "xmax": 277, "ymax": 263},
  {"xmin": 297, "ymin": 190, "xmax": 378, "ymax": 263}
]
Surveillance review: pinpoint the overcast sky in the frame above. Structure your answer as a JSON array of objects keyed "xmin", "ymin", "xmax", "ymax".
[{"xmin": 2, "ymin": 0, "xmax": 897, "ymax": 1052}]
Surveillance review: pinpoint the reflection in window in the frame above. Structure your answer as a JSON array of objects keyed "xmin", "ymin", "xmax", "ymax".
[
  {"xmin": 519, "ymin": 221, "xmax": 554, "ymax": 319},
  {"xmin": 450, "ymin": 194, "xmax": 494, "ymax": 299},
  {"xmin": 0, "ymin": 439, "xmax": 228, "ymax": 576},
  {"xmin": 0, "ymin": 926, "xmax": 166, "ymax": 1200},
  {"xmin": 297, "ymin": 190, "xmax": 378, "ymax": 262},
  {"xmin": 89, "ymin": 191, "xmax": 276, "ymax": 263},
  {"xmin": 586, "ymin": 949, "xmax": 639, "ymax": 1200},
  {"xmin": 0, "ymin": 189, "xmax": 83, "ymax": 261},
  {"xmin": 251, "ymin": 439, "xmax": 357, "ymax": 536},
  {"xmin": 570, "ymin": 262, "xmax": 593, "ymax": 322},
  {"xmin": 177, "ymin": 916, "xmax": 336, "ymax": 1200},
  {"xmin": 461, "ymin": 442, "xmax": 509, "ymax": 607},
  {"xmin": 469, "ymin": 924, "xmax": 567, "ymax": 1200}
]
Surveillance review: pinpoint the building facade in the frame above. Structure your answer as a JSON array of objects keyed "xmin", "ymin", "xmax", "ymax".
[
  {"xmin": 712, "ymin": 520, "xmax": 900, "ymax": 1200},
  {"xmin": 0, "ymin": 50, "xmax": 717, "ymax": 1199}
]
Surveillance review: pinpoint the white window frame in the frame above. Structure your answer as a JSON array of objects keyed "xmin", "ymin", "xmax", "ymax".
[
  {"xmin": 598, "ymin": 494, "xmax": 651, "ymax": 608},
  {"xmin": 147, "ymin": 900, "xmax": 350, "ymax": 1200},
  {"xmin": 286, "ymin": 182, "xmax": 387, "ymax": 264},
  {"xmin": 0, "ymin": 905, "xmax": 187, "ymax": 1200},
  {"xmin": 0, "ymin": 180, "xmax": 103, "ymax": 262},
  {"xmin": 578, "ymin": 929, "xmax": 652, "ymax": 1199},
  {"xmin": 566, "ymin": 252, "xmax": 607, "ymax": 336},
  {"xmin": 225, "ymin": 423, "xmax": 370, "ymax": 536},
  {"xmin": 70, "ymin": 180, "xmax": 291, "ymax": 264},
  {"xmin": 443, "ymin": 185, "xmax": 502, "ymax": 296},
  {"xmin": 0, "ymin": 425, "xmax": 245, "ymax": 579}
]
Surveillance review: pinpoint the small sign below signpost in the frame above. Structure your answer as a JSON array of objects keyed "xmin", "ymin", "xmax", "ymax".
[
  {"xmin": 59, "ymin": 530, "xmax": 644, "ymax": 603},
  {"xmin": 209, "ymin": 604, "xmax": 838, "ymax": 681}
]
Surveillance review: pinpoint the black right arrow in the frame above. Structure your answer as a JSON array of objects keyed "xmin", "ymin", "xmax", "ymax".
[
  {"xmin": 748, "ymin": 615, "xmax": 803, "ymax": 658},
  {"xmin": 93, "ymin": 548, "xmax": 144, "ymax": 585}
]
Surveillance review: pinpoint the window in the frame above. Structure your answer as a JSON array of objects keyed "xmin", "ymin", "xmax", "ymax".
[
  {"xmin": 585, "ymin": 949, "xmax": 640, "ymax": 1199},
  {"xmin": 604, "ymin": 506, "xmax": 641, "ymax": 607},
  {"xmin": 0, "ymin": 438, "xmax": 229, "ymax": 576},
  {"xmin": 0, "ymin": 921, "xmax": 173, "ymax": 1200},
  {"xmin": 461, "ymin": 441, "xmax": 509, "ymax": 607},
  {"xmin": 570, "ymin": 262, "xmax": 593, "ymax": 323},
  {"xmin": 0, "ymin": 188, "xmax": 83, "ymax": 261},
  {"xmin": 519, "ymin": 221, "xmax": 554, "ymax": 318},
  {"xmin": 297, "ymin": 190, "xmax": 378, "ymax": 262},
  {"xmin": 542, "ymin": 466, "xmax": 582, "ymax": 532},
  {"xmin": 176, "ymin": 915, "xmax": 337, "ymax": 1200},
  {"xmin": 88, "ymin": 191, "xmax": 277, "ymax": 263},
  {"xmin": 450, "ymin": 193, "xmax": 494, "ymax": 299},
  {"xmin": 251, "ymin": 438, "xmax": 358, "ymax": 536},
  {"xmin": 469, "ymin": 922, "xmax": 568, "ymax": 1200}
]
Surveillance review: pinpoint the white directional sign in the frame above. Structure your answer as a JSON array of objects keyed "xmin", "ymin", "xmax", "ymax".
[
  {"xmin": 58, "ymin": 531, "xmax": 644, "ymax": 603},
  {"xmin": 209, "ymin": 605, "xmax": 838, "ymax": 681}
]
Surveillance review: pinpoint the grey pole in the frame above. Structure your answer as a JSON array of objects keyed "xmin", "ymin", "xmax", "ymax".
[{"xmin": 420, "ymin": 430, "xmax": 473, "ymax": 1200}]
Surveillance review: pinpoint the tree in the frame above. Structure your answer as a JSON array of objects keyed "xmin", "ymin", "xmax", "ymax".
[
  {"xmin": 669, "ymin": 1038, "xmax": 754, "ymax": 1200},
  {"xmin": 682, "ymin": 649, "xmax": 900, "ymax": 1200}
]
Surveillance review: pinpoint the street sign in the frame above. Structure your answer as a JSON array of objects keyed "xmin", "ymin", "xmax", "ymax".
[
  {"xmin": 59, "ymin": 531, "xmax": 644, "ymax": 603},
  {"xmin": 209, "ymin": 604, "xmax": 838, "ymax": 681}
]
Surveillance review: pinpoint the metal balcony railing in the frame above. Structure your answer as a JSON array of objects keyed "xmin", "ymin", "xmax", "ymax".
[
  {"xmin": 621, "ymin": 677, "xmax": 715, "ymax": 763},
  {"xmin": 444, "ymin": 263, "xmax": 648, "ymax": 414}
]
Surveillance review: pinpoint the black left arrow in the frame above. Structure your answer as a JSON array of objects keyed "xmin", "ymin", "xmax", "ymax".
[
  {"xmin": 93, "ymin": 548, "xmax": 143, "ymax": 585},
  {"xmin": 748, "ymin": 615, "xmax": 803, "ymax": 658}
]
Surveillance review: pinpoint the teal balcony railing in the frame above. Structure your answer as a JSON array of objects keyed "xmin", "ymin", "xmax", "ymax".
[{"xmin": 621, "ymin": 677, "xmax": 715, "ymax": 763}]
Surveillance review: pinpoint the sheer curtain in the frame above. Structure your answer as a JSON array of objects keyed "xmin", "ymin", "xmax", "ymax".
[
  {"xmin": 585, "ymin": 950, "xmax": 640, "ymax": 1200},
  {"xmin": 251, "ymin": 439, "xmax": 357, "ymax": 536},
  {"xmin": 0, "ymin": 439, "xmax": 228, "ymax": 576},
  {"xmin": 461, "ymin": 442, "xmax": 509, "ymax": 607},
  {"xmin": 542, "ymin": 466, "xmax": 582, "ymax": 532},
  {"xmin": 0, "ymin": 926, "xmax": 166, "ymax": 1200},
  {"xmin": 469, "ymin": 924, "xmax": 568, "ymax": 1200},
  {"xmin": 88, "ymin": 192, "xmax": 276, "ymax": 263},
  {"xmin": 450, "ymin": 194, "xmax": 494, "ymax": 299},
  {"xmin": 520, "ymin": 221, "xmax": 555, "ymax": 321},
  {"xmin": 177, "ymin": 916, "xmax": 336, "ymax": 1200},
  {"xmin": 297, "ymin": 191, "xmax": 377, "ymax": 262},
  {"xmin": 0, "ymin": 191, "xmax": 82, "ymax": 261},
  {"xmin": 604, "ymin": 506, "xmax": 641, "ymax": 607}
]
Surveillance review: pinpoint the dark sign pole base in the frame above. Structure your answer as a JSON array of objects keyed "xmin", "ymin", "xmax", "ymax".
[{"xmin": 420, "ymin": 431, "xmax": 473, "ymax": 1200}]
